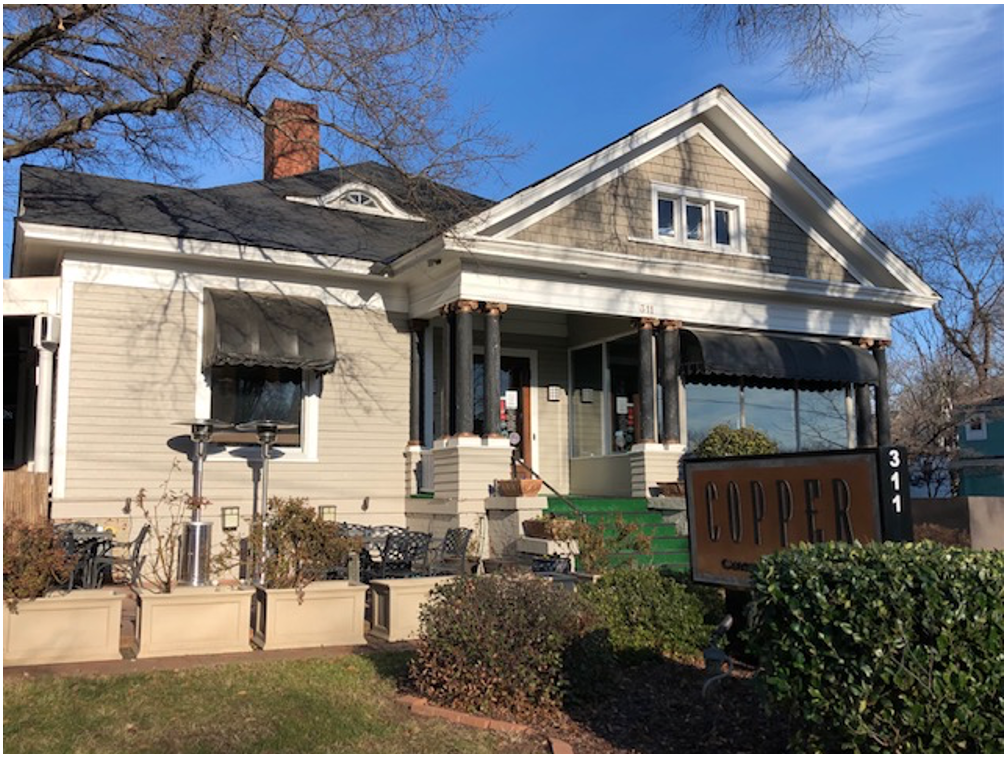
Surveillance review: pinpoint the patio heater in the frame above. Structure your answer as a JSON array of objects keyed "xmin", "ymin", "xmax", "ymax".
[
  {"xmin": 173, "ymin": 418, "xmax": 223, "ymax": 586},
  {"xmin": 236, "ymin": 419, "xmax": 296, "ymax": 584}
]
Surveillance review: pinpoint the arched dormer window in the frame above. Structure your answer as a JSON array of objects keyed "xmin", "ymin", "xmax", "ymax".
[{"xmin": 286, "ymin": 182, "xmax": 425, "ymax": 221}]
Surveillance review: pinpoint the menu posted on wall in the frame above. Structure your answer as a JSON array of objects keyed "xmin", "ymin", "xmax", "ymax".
[{"xmin": 684, "ymin": 448, "xmax": 911, "ymax": 588}]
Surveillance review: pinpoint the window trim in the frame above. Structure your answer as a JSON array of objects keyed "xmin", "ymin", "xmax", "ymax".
[
  {"xmin": 965, "ymin": 412, "xmax": 988, "ymax": 441},
  {"xmin": 649, "ymin": 183, "xmax": 749, "ymax": 256}
]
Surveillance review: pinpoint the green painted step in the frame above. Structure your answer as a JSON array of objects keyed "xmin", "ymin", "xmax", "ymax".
[{"xmin": 546, "ymin": 495, "xmax": 691, "ymax": 571}]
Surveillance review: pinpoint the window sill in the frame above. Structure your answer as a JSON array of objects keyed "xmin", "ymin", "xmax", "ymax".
[{"xmin": 627, "ymin": 235, "xmax": 768, "ymax": 261}]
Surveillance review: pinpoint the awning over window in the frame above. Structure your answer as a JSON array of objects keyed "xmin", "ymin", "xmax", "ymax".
[
  {"xmin": 680, "ymin": 328, "xmax": 877, "ymax": 386},
  {"xmin": 203, "ymin": 289, "xmax": 336, "ymax": 373}
]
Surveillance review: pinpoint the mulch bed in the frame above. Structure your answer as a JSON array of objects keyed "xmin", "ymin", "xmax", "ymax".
[{"xmin": 404, "ymin": 655, "xmax": 791, "ymax": 753}]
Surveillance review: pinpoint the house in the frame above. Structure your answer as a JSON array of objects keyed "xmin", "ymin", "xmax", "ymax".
[
  {"xmin": 955, "ymin": 395, "xmax": 1004, "ymax": 497},
  {"xmin": 3, "ymin": 86, "xmax": 938, "ymax": 560}
]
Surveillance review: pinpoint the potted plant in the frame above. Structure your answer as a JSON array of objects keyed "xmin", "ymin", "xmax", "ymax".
[
  {"xmin": 250, "ymin": 497, "xmax": 366, "ymax": 650},
  {"xmin": 130, "ymin": 463, "xmax": 255, "ymax": 659},
  {"xmin": 521, "ymin": 514, "xmax": 577, "ymax": 540},
  {"xmin": 3, "ymin": 521, "xmax": 124, "ymax": 665},
  {"xmin": 495, "ymin": 477, "xmax": 544, "ymax": 497}
]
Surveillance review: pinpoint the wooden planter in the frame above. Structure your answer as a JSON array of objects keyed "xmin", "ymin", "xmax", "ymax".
[
  {"xmin": 496, "ymin": 478, "xmax": 544, "ymax": 497},
  {"xmin": 656, "ymin": 481, "xmax": 686, "ymax": 497},
  {"xmin": 3, "ymin": 589, "xmax": 124, "ymax": 666},
  {"xmin": 369, "ymin": 576, "xmax": 454, "ymax": 643},
  {"xmin": 522, "ymin": 517, "xmax": 576, "ymax": 540},
  {"xmin": 253, "ymin": 580, "xmax": 367, "ymax": 651},
  {"xmin": 135, "ymin": 586, "xmax": 254, "ymax": 659}
]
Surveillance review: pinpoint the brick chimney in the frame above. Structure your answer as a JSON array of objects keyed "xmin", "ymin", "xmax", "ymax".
[{"xmin": 263, "ymin": 99, "xmax": 319, "ymax": 179}]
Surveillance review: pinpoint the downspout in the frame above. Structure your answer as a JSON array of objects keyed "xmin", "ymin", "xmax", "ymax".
[{"xmin": 32, "ymin": 314, "xmax": 60, "ymax": 474}]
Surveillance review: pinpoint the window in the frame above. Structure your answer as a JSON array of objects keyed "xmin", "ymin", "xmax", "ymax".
[
  {"xmin": 340, "ymin": 190, "xmax": 377, "ymax": 208},
  {"xmin": 571, "ymin": 345, "xmax": 604, "ymax": 457},
  {"xmin": 210, "ymin": 366, "xmax": 303, "ymax": 445},
  {"xmin": 965, "ymin": 413, "xmax": 988, "ymax": 441},
  {"xmin": 652, "ymin": 184, "xmax": 745, "ymax": 254}
]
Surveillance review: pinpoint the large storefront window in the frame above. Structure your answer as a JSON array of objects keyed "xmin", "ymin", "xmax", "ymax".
[
  {"xmin": 685, "ymin": 382, "xmax": 851, "ymax": 452},
  {"xmin": 571, "ymin": 344, "xmax": 604, "ymax": 457}
]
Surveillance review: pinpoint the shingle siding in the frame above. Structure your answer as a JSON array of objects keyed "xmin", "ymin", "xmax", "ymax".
[{"xmin": 513, "ymin": 135, "xmax": 856, "ymax": 284}]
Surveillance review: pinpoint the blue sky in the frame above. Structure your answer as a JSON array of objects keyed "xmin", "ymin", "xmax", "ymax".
[{"xmin": 2, "ymin": 4, "xmax": 1003, "ymax": 276}]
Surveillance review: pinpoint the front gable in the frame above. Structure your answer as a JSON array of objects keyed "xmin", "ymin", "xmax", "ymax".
[
  {"xmin": 453, "ymin": 86, "xmax": 936, "ymax": 303},
  {"xmin": 511, "ymin": 133, "xmax": 857, "ymax": 284}
]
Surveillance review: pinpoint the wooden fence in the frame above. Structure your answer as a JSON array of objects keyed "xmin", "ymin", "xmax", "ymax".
[{"xmin": 3, "ymin": 467, "xmax": 50, "ymax": 525}]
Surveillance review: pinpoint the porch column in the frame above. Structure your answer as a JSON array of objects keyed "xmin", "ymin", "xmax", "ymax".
[
  {"xmin": 659, "ymin": 320, "xmax": 682, "ymax": 445},
  {"xmin": 483, "ymin": 303, "xmax": 508, "ymax": 438},
  {"xmin": 408, "ymin": 319, "xmax": 427, "ymax": 446},
  {"xmin": 440, "ymin": 307, "xmax": 454, "ymax": 437},
  {"xmin": 454, "ymin": 300, "xmax": 479, "ymax": 436},
  {"xmin": 873, "ymin": 340, "xmax": 892, "ymax": 447},
  {"xmin": 637, "ymin": 318, "xmax": 658, "ymax": 443},
  {"xmin": 855, "ymin": 384, "xmax": 874, "ymax": 447}
]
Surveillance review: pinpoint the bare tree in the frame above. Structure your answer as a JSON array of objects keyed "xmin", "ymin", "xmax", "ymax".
[
  {"xmin": 3, "ymin": 4, "xmax": 510, "ymax": 188},
  {"xmin": 881, "ymin": 196, "xmax": 1004, "ymax": 496},
  {"xmin": 688, "ymin": 4, "xmax": 902, "ymax": 91}
]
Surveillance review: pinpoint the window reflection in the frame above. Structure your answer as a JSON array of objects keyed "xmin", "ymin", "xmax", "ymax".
[
  {"xmin": 745, "ymin": 386, "xmax": 796, "ymax": 451},
  {"xmin": 799, "ymin": 389, "xmax": 848, "ymax": 450},
  {"xmin": 685, "ymin": 383, "xmax": 739, "ymax": 447}
]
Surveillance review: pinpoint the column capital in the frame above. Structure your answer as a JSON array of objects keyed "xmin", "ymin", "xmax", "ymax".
[
  {"xmin": 635, "ymin": 317, "xmax": 660, "ymax": 330},
  {"xmin": 409, "ymin": 318, "xmax": 429, "ymax": 332},
  {"xmin": 858, "ymin": 337, "xmax": 875, "ymax": 349},
  {"xmin": 874, "ymin": 339, "xmax": 892, "ymax": 349},
  {"xmin": 660, "ymin": 319, "xmax": 683, "ymax": 331},
  {"xmin": 483, "ymin": 302, "xmax": 509, "ymax": 316},
  {"xmin": 448, "ymin": 299, "xmax": 480, "ymax": 314}
]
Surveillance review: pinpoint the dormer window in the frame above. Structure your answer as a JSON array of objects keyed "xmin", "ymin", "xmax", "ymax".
[
  {"xmin": 341, "ymin": 190, "xmax": 377, "ymax": 208},
  {"xmin": 651, "ymin": 183, "xmax": 746, "ymax": 255},
  {"xmin": 286, "ymin": 182, "xmax": 425, "ymax": 222}
]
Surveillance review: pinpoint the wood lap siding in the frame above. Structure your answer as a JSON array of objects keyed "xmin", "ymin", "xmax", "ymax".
[
  {"xmin": 513, "ymin": 134, "xmax": 856, "ymax": 284},
  {"xmin": 62, "ymin": 282, "xmax": 410, "ymax": 509}
]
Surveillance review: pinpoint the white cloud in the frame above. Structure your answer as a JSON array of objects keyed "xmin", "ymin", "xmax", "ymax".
[{"xmin": 726, "ymin": 5, "xmax": 1004, "ymax": 190}]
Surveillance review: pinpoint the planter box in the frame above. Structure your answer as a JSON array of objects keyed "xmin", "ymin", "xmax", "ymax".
[
  {"xmin": 3, "ymin": 589, "xmax": 124, "ymax": 666},
  {"xmin": 497, "ymin": 478, "xmax": 544, "ymax": 497},
  {"xmin": 522, "ymin": 517, "xmax": 576, "ymax": 540},
  {"xmin": 369, "ymin": 576, "xmax": 455, "ymax": 642},
  {"xmin": 656, "ymin": 481, "xmax": 685, "ymax": 497},
  {"xmin": 135, "ymin": 586, "xmax": 254, "ymax": 659},
  {"xmin": 253, "ymin": 580, "xmax": 367, "ymax": 650}
]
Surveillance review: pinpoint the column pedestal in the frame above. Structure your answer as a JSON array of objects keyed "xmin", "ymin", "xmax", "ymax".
[{"xmin": 629, "ymin": 443, "xmax": 687, "ymax": 498}]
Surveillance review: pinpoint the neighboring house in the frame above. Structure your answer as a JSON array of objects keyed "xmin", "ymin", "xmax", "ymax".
[
  {"xmin": 3, "ymin": 86, "xmax": 938, "ymax": 553},
  {"xmin": 955, "ymin": 396, "xmax": 1004, "ymax": 497}
]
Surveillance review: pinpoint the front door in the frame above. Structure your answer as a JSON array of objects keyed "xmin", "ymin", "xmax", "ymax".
[{"xmin": 475, "ymin": 355, "xmax": 533, "ymax": 476}]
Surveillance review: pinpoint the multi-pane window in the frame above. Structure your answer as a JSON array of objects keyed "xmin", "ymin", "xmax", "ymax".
[{"xmin": 653, "ymin": 185, "xmax": 744, "ymax": 253}]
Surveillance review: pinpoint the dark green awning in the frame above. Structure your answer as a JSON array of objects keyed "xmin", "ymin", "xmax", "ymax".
[
  {"xmin": 203, "ymin": 289, "xmax": 335, "ymax": 373},
  {"xmin": 680, "ymin": 329, "xmax": 877, "ymax": 386}
]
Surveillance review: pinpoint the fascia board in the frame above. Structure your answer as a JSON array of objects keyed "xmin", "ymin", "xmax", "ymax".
[
  {"xmin": 446, "ymin": 237, "xmax": 937, "ymax": 315},
  {"xmin": 16, "ymin": 222, "xmax": 383, "ymax": 278}
]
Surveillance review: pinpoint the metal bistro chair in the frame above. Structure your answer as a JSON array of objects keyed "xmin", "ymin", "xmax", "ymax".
[
  {"xmin": 377, "ymin": 531, "xmax": 432, "ymax": 579},
  {"xmin": 93, "ymin": 524, "xmax": 150, "ymax": 587},
  {"xmin": 428, "ymin": 527, "xmax": 473, "ymax": 577}
]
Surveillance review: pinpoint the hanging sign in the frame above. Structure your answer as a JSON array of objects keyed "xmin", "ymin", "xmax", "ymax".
[{"xmin": 684, "ymin": 448, "xmax": 911, "ymax": 588}]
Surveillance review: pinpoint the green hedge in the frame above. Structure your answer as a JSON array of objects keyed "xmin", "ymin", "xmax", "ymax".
[
  {"xmin": 580, "ymin": 566, "xmax": 721, "ymax": 661},
  {"xmin": 747, "ymin": 541, "xmax": 1004, "ymax": 753}
]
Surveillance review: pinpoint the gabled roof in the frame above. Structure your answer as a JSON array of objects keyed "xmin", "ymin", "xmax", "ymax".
[
  {"xmin": 17, "ymin": 161, "xmax": 491, "ymax": 265},
  {"xmin": 450, "ymin": 85, "xmax": 937, "ymax": 301}
]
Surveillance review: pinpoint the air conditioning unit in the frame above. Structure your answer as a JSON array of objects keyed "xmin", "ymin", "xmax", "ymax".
[{"xmin": 33, "ymin": 313, "xmax": 61, "ymax": 350}]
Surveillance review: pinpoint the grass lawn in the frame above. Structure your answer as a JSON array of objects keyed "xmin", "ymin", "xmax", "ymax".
[{"xmin": 3, "ymin": 652, "xmax": 540, "ymax": 753}]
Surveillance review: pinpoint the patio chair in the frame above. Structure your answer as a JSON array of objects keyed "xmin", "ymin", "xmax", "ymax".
[
  {"xmin": 377, "ymin": 531, "xmax": 432, "ymax": 579},
  {"xmin": 427, "ymin": 527, "xmax": 473, "ymax": 576},
  {"xmin": 93, "ymin": 524, "xmax": 150, "ymax": 586}
]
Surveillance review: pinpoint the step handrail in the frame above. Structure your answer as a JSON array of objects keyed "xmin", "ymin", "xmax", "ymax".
[{"xmin": 512, "ymin": 455, "xmax": 587, "ymax": 522}]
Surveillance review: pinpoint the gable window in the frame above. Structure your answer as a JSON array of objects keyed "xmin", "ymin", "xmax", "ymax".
[
  {"xmin": 651, "ymin": 184, "xmax": 746, "ymax": 255},
  {"xmin": 965, "ymin": 413, "xmax": 988, "ymax": 441},
  {"xmin": 341, "ymin": 190, "xmax": 377, "ymax": 208}
]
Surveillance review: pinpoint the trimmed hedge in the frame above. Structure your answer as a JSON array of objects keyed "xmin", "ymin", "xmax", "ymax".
[
  {"xmin": 691, "ymin": 424, "xmax": 778, "ymax": 458},
  {"xmin": 408, "ymin": 575, "xmax": 607, "ymax": 719},
  {"xmin": 580, "ymin": 566, "xmax": 721, "ymax": 660},
  {"xmin": 747, "ymin": 541, "xmax": 1004, "ymax": 753}
]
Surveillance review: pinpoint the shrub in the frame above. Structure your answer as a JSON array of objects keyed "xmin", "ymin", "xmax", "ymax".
[
  {"xmin": 747, "ymin": 541, "xmax": 1004, "ymax": 753},
  {"xmin": 580, "ymin": 566, "xmax": 718, "ymax": 660},
  {"xmin": 3, "ymin": 522, "xmax": 73, "ymax": 609},
  {"xmin": 573, "ymin": 516, "xmax": 652, "ymax": 574},
  {"xmin": 409, "ymin": 574, "xmax": 606, "ymax": 719},
  {"xmin": 691, "ymin": 424, "xmax": 778, "ymax": 458}
]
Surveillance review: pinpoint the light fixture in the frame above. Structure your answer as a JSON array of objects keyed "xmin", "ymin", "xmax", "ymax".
[
  {"xmin": 221, "ymin": 506, "xmax": 240, "ymax": 531},
  {"xmin": 319, "ymin": 505, "xmax": 338, "ymax": 523}
]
